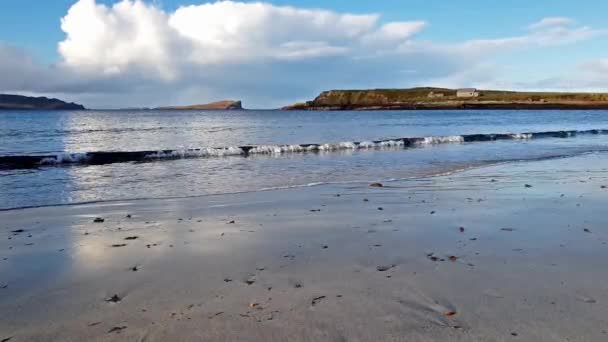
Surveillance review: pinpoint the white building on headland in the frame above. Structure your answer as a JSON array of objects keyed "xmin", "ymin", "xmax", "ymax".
[{"xmin": 456, "ymin": 88, "xmax": 480, "ymax": 98}]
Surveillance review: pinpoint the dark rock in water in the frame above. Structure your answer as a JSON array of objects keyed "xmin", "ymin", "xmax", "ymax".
[
  {"xmin": 93, "ymin": 217, "xmax": 104, "ymax": 223},
  {"xmin": 501, "ymin": 228, "xmax": 515, "ymax": 232},
  {"xmin": 584, "ymin": 228, "xmax": 591, "ymax": 233},
  {"xmin": 459, "ymin": 227, "xmax": 465, "ymax": 233},
  {"xmin": 126, "ymin": 214, "xmax": 132, "ymax": 218},
  {"xmin": 524, "ymin": 184, "xmax": 533, "ymax": 188},
  {"xmin": 369, "ymin": 183, "xmax": 384, "ymax": 188},
  {"xmin": 10, "ymin": 229, "xmax": 24, "ymax": 233},
  {"xmin": 227, "ymin": 220, "xmax": 236, "ymax": 224},
  {"xmin": 124, "ymin": 236, "xmax": 138, "ymax": 240},
  {"xmin": 224, "ymin": 278, "xmax": 232, "ymax": 283},
  {"xmin": 0, "ymin": 94, "xmax": 85, "ymax": 110}
]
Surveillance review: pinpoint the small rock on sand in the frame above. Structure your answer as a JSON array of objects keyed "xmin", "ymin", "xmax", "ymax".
[
  {"xmin": 107, "ymin": 326, "xmax": 127, "ymax": 334},
  {"xmin": 93, "ymin": 217, "xmax": 104, "ymax": 223},
  {"xmin": 376, "ymin": 265, "xmax": 395, "ymax": 272},
  {"xmin": 311, "ymin": 296, "xmax": 326, "ymax": 306},
  {"xmin": 105, "ymin": 294, "xmax": 122, "ymax": 303},
  {"xmin": 369, "ymin": 183, "xmax": 384, "ymax": 188},
  {"xmin": 244, "ymin": 276, "xmax": 256, "ymax": 285}
]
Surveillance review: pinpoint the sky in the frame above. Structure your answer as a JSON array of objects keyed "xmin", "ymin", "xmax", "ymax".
[{"xmin": 1, "ymin": 0, "xmax": 608, "ymax": 108}]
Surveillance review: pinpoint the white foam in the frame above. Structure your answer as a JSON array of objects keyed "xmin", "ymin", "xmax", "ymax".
[
  {"xmin": 511, "ymin": 133, "xmax": 533, "ymax": 140},
  {"xmin": 417, "ymin": 135, "xmax": 464, "ymax": 144},
  {"xmin": 145, "ymin": 147, "xmax": 244, "ymax": 159},
  {"xmin": 39, "ymin": 152, "xmax": 89, "ymax": 165}
]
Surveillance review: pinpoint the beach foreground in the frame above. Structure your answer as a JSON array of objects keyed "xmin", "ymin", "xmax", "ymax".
[{"xmin": 2, "ymin": 153, "xmax": 608, "ymax": 341}]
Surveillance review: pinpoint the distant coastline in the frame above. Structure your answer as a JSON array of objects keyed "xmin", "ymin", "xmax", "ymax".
[
  {"xmin": 0, "ymin": 94, "xmax": 85, "ymax": 110},
  {"xmin": 281, "ymin": 87, "xmax": 608, "ymax": 110},
  {"xmin": 156, "ymin": 100, "xmax": 243, "ymax": 110}
]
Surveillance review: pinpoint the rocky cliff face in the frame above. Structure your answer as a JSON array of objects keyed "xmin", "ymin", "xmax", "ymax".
[
  {"xmin": 158, "ymin": 100, "xmax": 243, "ymax": 110},
  {"xmin": 0, "ymin": 94, "xmax": 86, "ymax": 110}
]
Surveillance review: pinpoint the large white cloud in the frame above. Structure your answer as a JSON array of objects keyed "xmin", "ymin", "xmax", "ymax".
[
  {"xmin": 1, "ymin": 0, "xmax": 606, "ymax": 108},
  {"xmin": 58, "ymin": 0, "xmax": 426, "ymax": 81}
]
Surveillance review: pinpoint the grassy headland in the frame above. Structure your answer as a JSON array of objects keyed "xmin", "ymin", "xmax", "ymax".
[{"xmin": 282, "ymin": 87, "xmax": 608, "ymax": 110}]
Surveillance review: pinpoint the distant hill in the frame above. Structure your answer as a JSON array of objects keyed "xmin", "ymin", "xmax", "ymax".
[
  {"xmin": 157, "ymin": 100, "xmax": 243, "ymax": 110},
  {"xmin": 0, "ymin": 94, "xmax": 85, "ymax": 110},
  {"xmin": 282, "ymin": 87, "xmax": 608, "ymax": 110}
]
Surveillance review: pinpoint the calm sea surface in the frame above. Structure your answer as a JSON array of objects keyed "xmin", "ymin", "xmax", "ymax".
[{"xmin": 2, "ymin": 109, "xmax": 608, "ymax": 210}]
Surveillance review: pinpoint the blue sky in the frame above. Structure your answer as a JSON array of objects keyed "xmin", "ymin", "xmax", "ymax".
[{"xmin": 1, "ymin": 0, "xmax": 608, "ymax": 108}]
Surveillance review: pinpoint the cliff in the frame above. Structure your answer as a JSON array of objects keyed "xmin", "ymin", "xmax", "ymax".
[
  {"xmin": 158, "ymin": 100, "xmax": 243, "ymax": 110},
  {"xmin": 0, "ymin": 94, "xmax": 85, "ymax": 110},
  {"xmin": 282, "ymin": 88, "xmax": 608, "ymax": 110}
]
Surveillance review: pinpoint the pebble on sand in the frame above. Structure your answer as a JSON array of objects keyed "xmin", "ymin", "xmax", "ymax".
[
  {"xmin": 376, "ymin": 265, "xmax": 395, "ymax": 272},
  {"xmin": 369, "ymin": 183, "xmax": 384, "ymax": 188},
  {"xmin": 105, "ymin": 294, "xmax": 122, "ymax": 303},
  {"xmin": 93, "ymin": 217, "xmax": 105, "ymax": 223}
]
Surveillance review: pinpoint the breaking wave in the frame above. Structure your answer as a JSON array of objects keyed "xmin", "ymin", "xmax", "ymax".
[{"xmin": 1, "ymin": 128, "xmax": 607, "ymax": 169}]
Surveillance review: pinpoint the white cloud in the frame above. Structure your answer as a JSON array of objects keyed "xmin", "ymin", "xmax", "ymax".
[
  {"xmin": 528, "ymin": 17, "xmax": 574, "ymax": 30},
  {"xmin": 58, "ymin": 0, "xmax": 424, "ymax": 79},
  {"xmin": 1, "ymin": 2, "xmax": 606, "ymax": 108}
]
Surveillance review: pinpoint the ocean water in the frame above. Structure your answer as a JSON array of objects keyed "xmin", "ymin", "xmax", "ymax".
[{"xmin": 2, "ymin": 109, "xmax": 608, "ymax": 210}]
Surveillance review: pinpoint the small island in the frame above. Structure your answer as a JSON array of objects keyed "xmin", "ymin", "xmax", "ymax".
[
  {"xmin": 157, "ymin": 100, "xmax": 243, "ymax": 110},
  {"xmin": 282, "ymin": 87, "xmax": 608, "ymax": 110},
  {"xmin": 0, "ymin": 94, "xmax": 85, "ymax": 110}
]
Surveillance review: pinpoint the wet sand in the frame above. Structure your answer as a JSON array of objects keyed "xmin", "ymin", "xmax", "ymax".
[{"xmin": 2, "ymin": 153, "xmax": 608, "ymax": 341}]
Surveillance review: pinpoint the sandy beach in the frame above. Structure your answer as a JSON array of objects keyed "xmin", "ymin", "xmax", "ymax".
[{"xmin": 2, "ymin": 152, "xmax": 608, "ymax": 341}]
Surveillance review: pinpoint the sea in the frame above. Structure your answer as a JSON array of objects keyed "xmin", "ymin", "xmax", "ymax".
[{"xmin": 2, "ymin": 109, "xmax": 608, "ymax": 210}]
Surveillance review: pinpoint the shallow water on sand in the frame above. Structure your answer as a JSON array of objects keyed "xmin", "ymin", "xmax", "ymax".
[
  {"xmin": 2, "ymin": 109, "xmax": 608, "ymax": 209},
  {"xmin": 2, "ymin": 152, "xmax": 608, "ymax": 341}
]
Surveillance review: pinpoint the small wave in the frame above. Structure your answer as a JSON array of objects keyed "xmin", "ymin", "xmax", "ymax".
[{"xmin": 1, "ymin": 128, "xmax": 607, "ymax": 169}]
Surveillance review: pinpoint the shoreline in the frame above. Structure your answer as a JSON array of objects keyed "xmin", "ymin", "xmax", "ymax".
[
  {"xmin": 283, "ymin": 102, "xmax": 608, "ymax": 111},
  {"xmin": 3, "ymin": 152, "xmax": 608, "ymax": 341}
]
